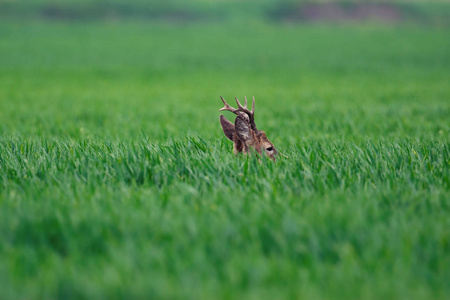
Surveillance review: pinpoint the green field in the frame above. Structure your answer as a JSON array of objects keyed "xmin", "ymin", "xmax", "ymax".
[{"xmin": 1, "ymin": 5, "xmax": 450, "ymax": 299}]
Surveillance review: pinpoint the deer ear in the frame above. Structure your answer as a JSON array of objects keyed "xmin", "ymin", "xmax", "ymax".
[
  {"xmin": 235, "ymin": 116, "xmax": 253, "ymax": 143},
  {"xmin": 220, "ymin": 115, "xmax": 235, "ymax": 141}
]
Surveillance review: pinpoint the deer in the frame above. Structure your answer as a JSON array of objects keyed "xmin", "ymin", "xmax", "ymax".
[{"xmin": 219, "ymin": 96, "xmax": 278, "ymax": 161}]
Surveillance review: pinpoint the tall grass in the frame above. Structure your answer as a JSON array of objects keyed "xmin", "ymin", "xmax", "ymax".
[{"xmin": 0, "ymin": 18, "xmax": 449, "ymax": 300}]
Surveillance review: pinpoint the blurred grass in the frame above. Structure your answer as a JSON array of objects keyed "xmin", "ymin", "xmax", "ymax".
[
  {"xmin": 0, "ymin": 22, "xmax": 448, "ymax": 140},
  {"xmin": 0, "ymin": 3, "xmax": 450, "ymax": 300},
  {"xmin": 1, "ymin": 137, "xmax": 449, "ymax": 299},
  {"xmin": 1, "ymin": 0, "xmax": 450, "ymax": 25}
]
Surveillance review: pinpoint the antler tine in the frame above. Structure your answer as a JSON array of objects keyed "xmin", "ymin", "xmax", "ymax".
[
  {"xmin": 219, "ymin": 96, "xmax": 257, "ymax": 131},
  {"xmin": 247, "ymin": 96, "xmax": 256, "ymax": 131},
  {"xmin": 252, "ymin": 96, "xmax": 255, "ymax": 114},
  {"xmin": 236, "ymin": 96, "xmax": 257, "ymax": 131},
  {"xmin": 219, "ymin": 96, "xmax": 231, "ymax": 110},
  {"xmin": 219, "ymin": 96, "xmax": 236, "ymax": 111},
  {"xmin": 235, "ymin": 97, "xmax": 252, "ymax": 112},
  {"xmin": 219, "ymin": 96, "xmax": 245, "ymax": 116},
  {"xmin": 235, "ymin": 97, "xmax": 245, "ymax": 110}
]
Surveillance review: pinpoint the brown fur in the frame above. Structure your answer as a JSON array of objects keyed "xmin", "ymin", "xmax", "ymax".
[{"xmin": 219, "ymin": 108, "xmax": 277, "ymax": 161}]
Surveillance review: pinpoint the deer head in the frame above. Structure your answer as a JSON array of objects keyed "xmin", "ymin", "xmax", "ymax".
[{"xmin": 219, "ymin": 96, "xmax": 278, "ymax": 161}]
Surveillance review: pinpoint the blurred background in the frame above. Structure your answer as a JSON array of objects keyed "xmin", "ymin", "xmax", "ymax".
[
  {"xmin": 1, "ymin": 2, "xmax": 450, "ymax": 299},
  {"xmin": 0, "ymin": 0, "xmax": 449, "ymax": 142},
  {"xmin": 2, "ymin": 0, "xmax": 450, "ymax": 24}
]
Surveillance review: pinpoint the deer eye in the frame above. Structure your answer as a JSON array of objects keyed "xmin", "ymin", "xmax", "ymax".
[{"xmin": 266, "ymin": 147, "xmax": 273, "ymax": 152}]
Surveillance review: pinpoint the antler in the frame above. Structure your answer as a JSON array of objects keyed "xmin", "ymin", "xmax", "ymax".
[{"xmin": 219, "ymin": 96, "xmax": 257, "ymax": 131}]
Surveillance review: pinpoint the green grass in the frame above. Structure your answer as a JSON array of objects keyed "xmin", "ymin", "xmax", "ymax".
[{"xmin": 0, "ymin": 18, "xmax": 449, "ymax": 300}]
